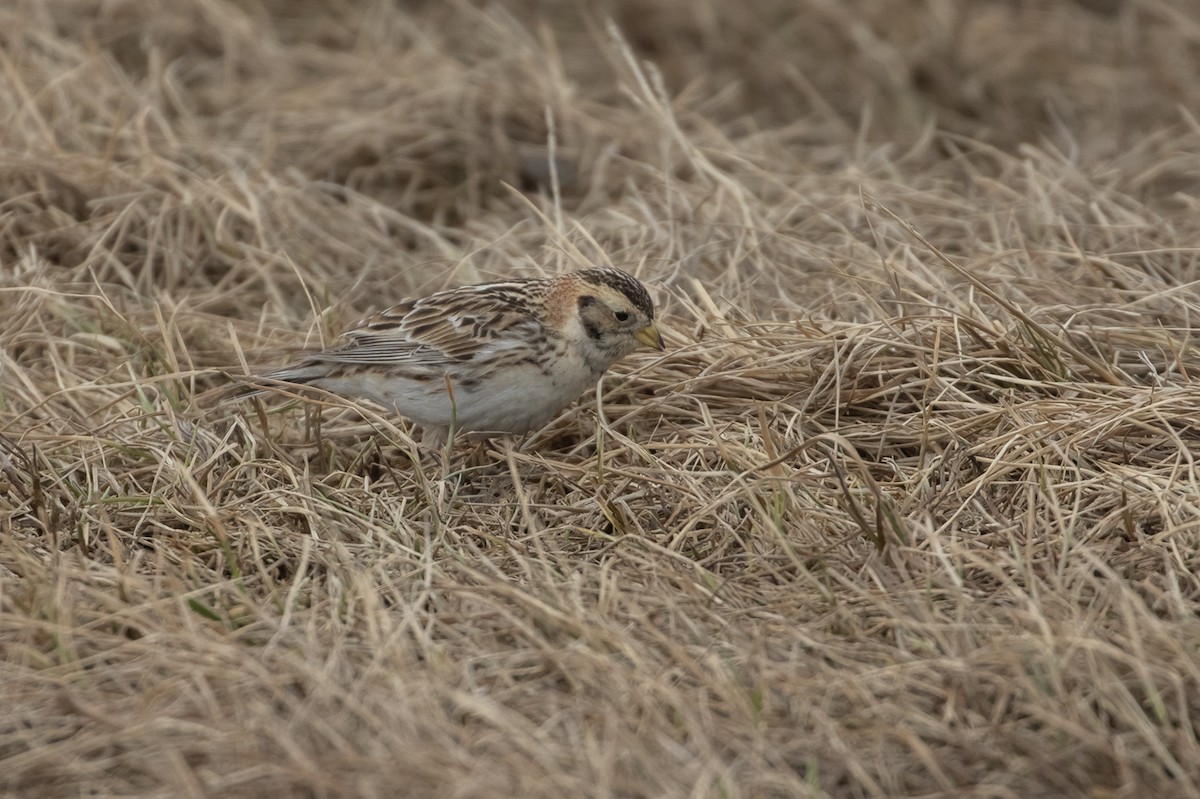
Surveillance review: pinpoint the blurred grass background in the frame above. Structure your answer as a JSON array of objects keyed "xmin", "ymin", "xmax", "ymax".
[{"xmin": 3, "ymin": 1, "xmax": 1200, "ymax": 797}]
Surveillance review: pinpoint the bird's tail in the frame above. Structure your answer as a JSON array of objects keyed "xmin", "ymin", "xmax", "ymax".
[{"xmin": 199, "ymin": 359, "xmax": 327, "ymax": 407}]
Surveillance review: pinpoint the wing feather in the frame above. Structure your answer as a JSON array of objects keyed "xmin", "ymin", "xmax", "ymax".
[{"xmin": 307, "ymin": 281, "xmax": 546, "ymax": 371}]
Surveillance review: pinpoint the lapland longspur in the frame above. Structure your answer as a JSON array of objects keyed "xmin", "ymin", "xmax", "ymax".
[{"xmin": 253, "ymin": 267, "xmax": 664, "ymax": 440}]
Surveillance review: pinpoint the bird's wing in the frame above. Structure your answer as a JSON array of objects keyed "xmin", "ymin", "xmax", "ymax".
[{"xmin": 309, "ymin": 286, "xmax": 544, "ymax": 369}]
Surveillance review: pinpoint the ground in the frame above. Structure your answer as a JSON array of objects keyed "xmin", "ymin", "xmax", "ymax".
[{"xmin": 2, "ymin": 1, "xmax": 1200, "ymax": 797}]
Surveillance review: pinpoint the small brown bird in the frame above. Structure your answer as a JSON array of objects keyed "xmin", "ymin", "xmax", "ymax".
[{"xmin": 255, "ymin": 267, "xmax": 664, "ymax": 441}]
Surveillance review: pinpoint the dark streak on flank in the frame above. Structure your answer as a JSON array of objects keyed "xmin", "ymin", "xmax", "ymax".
[{"xmin": 519, "ymin": 353, "xmax": 553, "ymax": 375}]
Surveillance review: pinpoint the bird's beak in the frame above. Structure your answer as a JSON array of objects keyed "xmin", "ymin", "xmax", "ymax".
[{"xmin": 634, "ymin": 323, "xmax": 665, "ymax": 351}]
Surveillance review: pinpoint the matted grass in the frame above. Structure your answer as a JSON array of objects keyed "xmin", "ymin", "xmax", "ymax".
[{"xmin": 3, "ymin": 1, "xmax": 1200, "ymax": 796}]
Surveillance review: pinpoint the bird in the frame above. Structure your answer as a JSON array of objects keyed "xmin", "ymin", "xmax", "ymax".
[{"xmin": 249, "ymin": 266, "xmax": 664, "ymax": 442}]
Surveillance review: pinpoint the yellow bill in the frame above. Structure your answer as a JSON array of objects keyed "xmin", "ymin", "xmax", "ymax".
[{"xmin": 634, "ymin": 323, "xmax": 665, "ymax": 351}]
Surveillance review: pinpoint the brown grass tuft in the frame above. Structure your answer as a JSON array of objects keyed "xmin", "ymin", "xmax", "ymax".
[{"xmin": 4, "ymin": 1, "xmax": 1200, "ymax": 796}]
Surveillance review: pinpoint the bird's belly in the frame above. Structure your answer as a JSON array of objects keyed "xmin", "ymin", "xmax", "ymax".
[
  {"xmin": 450, "ymin": 363, "xmax": 597, "ymax": 434},
  {"xmin": 314, "ymin": 361, "xmax": 597, "ymax": 434}
]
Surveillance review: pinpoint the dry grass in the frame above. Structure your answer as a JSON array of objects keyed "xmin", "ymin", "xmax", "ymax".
[{"xmin": 3, "ymin": 0, "xmax": 1200, "ymax": 796}]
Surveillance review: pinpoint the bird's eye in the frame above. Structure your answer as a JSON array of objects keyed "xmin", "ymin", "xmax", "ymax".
[{"xmin": 614, "ymin": 310, "xmax": 630, "ymax": 322}]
